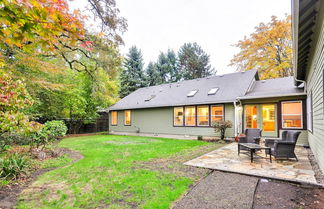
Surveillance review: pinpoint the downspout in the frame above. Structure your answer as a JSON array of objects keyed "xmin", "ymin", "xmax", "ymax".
[
  {"xmin": 233, "ymin": 101, "xmax": 237, "ymax": 137},
  {"xmin": 295, "ymin": 78, "xmax": 307, "ymax": 93}
]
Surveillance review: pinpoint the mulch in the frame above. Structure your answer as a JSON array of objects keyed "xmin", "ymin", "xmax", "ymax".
[
  {"xmin": 253, "ymin": 179, "xmax": 324, "ymax": 209},
  {"xmin": 0, "ymin": 148, "xmax": 83, "ymax": 209}
]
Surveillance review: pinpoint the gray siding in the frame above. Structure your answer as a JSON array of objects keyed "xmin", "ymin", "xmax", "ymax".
[
  {"xmin": 305, "ymin": 6, "xmax": 324, "ymax": 173},
  {"xmin": 109, "ymin": 104, "xmax": 235, "ymax": 137}
]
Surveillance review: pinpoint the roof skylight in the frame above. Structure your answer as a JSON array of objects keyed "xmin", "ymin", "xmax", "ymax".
[
  {"xmin": 208, "ymin": 88, "xmax": 219, "ymax": 95},
  {"xmin": 144, "ymin": 95, "xmax": 156, "ymax": 102},
  {"xmin": 187, "ymin": 90, "xmax": 198, "ymax": 97}
]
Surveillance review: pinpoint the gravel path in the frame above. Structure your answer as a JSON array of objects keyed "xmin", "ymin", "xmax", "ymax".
[{"xmin": 173, "ymin": 171, "xmax": 259, "ymax": 209}]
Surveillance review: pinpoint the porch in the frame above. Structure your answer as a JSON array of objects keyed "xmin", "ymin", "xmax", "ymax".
[{"xmin": 185, "ymin": 143, "xmax": 321, "ymax": 186}]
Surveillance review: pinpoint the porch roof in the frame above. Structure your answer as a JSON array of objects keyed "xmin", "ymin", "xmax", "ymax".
[{"xmin": 238, "ymin": 76, "xmax": 306, "ymax": 100}]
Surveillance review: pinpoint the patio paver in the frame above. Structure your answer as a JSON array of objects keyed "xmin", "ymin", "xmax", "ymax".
[{"xmin": 185, "ymin": 143, "xmax": 319, "ymax": 186}]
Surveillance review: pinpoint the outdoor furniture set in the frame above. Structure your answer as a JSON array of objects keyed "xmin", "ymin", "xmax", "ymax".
[{"xmin": 238, "ymin": 128, "xmax": 301, "ymax": 163}]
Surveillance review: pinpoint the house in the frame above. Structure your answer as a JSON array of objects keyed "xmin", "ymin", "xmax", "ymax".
[
  {"xmin": 109, "ymin": 0, "xmax": 324, "ymax": 173},
  {"xmin": 109, "ymin": 69, "xmax": 308, "ymax": 145},
  {"xmin": 292, "ymin": 0, "xmax": 324, "ymax": 173}
]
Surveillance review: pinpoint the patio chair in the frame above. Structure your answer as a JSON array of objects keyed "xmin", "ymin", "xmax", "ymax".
[
  {"xmin": 265, "ymin": 130, "xmax": 301, "ymax": 161},
  {"xmin": 238, "ymin": 128, "xmax": 262, "ymax": 144}
]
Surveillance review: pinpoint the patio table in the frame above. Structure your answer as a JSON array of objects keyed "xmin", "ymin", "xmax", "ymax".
[{"xmin": 238, "ymin": 143, "xmax": 272, "ymax": 163}]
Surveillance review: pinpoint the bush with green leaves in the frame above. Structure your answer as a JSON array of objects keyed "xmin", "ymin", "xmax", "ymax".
[
  {"xmin": 212, "ymin": 120, "xmax": 233, "ymax": 140},
  {"xmin": 31, "ymin": 120, "xmax": 67, "ymax": 149},
  {"xmin": 0, "ymin": 153, "xmax": 31, "ymax": 180},
  {"xmin": 42, "ymin": 120, "xmax": 68, "ymax": 140}
]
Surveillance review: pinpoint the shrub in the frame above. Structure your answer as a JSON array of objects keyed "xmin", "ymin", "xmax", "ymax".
[
  {"xmin": 0, "ymin": 153, "xmax": 31, "ymax": 179},
  {"xmin": 197, "ymin": 135, "xmax": 203, "ymax": 141},
  {"xmin": 212, "ymin": 120, "xmax": 233, "ymax": 140},
  {"xmin": 31, "ymin": 120, "xmax": 67, "ymax": 149},
  {"xmin": 43, "ymin": 120, "xmax": 68, "ymax": 140}
]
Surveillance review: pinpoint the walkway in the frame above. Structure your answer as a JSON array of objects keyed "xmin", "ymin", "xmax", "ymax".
[{"xmin": 173, "ymin": 171, "xmax": 324, "ymax": 209}]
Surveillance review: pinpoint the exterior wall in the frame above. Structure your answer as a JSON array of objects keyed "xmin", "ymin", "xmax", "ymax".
[
  {"xmin": 241, "ymin": 96, "xmax": 308, "ymax": 145},
  {"xmin": 305, "ymin": 4, "xmax": 324, "ymax": 173},
  {"xmin": 109, "ymin": 103, "xmax": 235, "ymax": 138}
]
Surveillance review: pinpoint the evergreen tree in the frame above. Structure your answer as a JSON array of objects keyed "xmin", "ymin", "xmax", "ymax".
[
  {"xmin": 178, "ymin": 42, "xmax": 214, "ymax": 79},
  {"xmin": 166, "ymin": 49, "xmax": 182, "ymax": 82},
  {"xmin": 145, "ymin": 62, "xmax": 162, "ymax": 86},
  {"xmin": 120, "ymin": 46, "xmax": 146, "ymax": 98},
  {"xmin": 154, "ymin": 49, "xmax": 182, "ymax": 84}
]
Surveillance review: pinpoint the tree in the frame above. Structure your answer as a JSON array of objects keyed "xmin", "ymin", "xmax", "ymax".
[
  {"xmin": 229, "ymin": 15, "xmax": 292, "ymax": 79},
  {"xmin": 145, "ymin": 62, "xmax": 162, "ymax": 86},
  {"xmin": 0, "ymin": 70, "xmax": 41, "ymax": 136},
  {"xmin": 212, "ymin": 120, "xmax": 233, "ymax": 140},
  {"xmin": 178, "ymin": 42, "xmax": 214, "ymax": 80},
  {"xmin": 0, "ymin": 0, "xmax": 125, "ymax": 135},
  {"xmin": 120, "ymin": 46, "xmax": 146, "ymax": 97},
  {"xmin": 155, "ymin": 49, "xmax": 182, "ymax": 83}
]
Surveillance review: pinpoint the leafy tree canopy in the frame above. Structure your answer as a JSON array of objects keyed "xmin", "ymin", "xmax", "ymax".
[{"xmin": 230, "ymin": 15, "xmax": 292, "ymax": 79}]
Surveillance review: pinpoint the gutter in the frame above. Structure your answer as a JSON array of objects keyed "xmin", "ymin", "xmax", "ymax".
[{"xmin": 237, "ymin": 92, "xmax": 307, "ymax": 100}]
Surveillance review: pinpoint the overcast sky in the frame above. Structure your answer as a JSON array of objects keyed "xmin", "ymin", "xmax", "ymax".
[
  {"xmin": 115, "ymin": 0, "xmax": 291, "ymax": 75},
  {"xmin": 70, "ymin": 0, "xmax": 291, "ymax": 75}
]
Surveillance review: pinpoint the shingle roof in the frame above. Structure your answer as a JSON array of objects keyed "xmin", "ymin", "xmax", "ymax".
[
  {"xmin": 239, "ymin": 76, "xmax": 305, "ymax": 100},
  {"xmin": 109, "ymin": 70, "xmax": 257, "ymax": 110}
]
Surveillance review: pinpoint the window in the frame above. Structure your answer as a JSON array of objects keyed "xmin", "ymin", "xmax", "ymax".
[
  {"xmin": 211, "ymin": 105, "xmax": 224, "ymax": 124},
  {"xmin": 124, "ymin": 110, "xmax": 131, "ymax": 125},
  {"xmin": 111, "ymin": 111, "xmax": 117, "ymax": 125},
  {"xmin": 282, "ymin": 101, "xmax": 303, "ymax": 129},
  {"xmin": 208, "ymin": 88, "xmax": 219, "ymax": 95},
  {"xmin": 174, "ymin": 107, "xmax": 184, "ymax": 126},
  {"xmin": 187, "ymin": 90, "xmax": 198, "ymax": 97},
  {"xmin": 185, "ymin": 106, "xmax": 196, "ymax": 126},
  {"xmin": 307, "ymin": 92, "xmax": 313, "ymax": 132},
  {"xmin": 197, "ymin": 105, "xmax": 209, "ymax": 126},
  {"xmin": 145, "ymin": 94, "xmax": 156, "ymax": 102},
  {"xmin": 245, "ymin": 105, "xmax": 257, "ymax": 128},
  {"xmin": 262, "ymin": 104, "xmax": 275, "ymax": 131}
]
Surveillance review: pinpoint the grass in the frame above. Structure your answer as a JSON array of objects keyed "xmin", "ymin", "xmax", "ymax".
[
  {"xmin": 40, "ymin": 154, "xmax": 72, "ymax": 169},
  {"xmin": 17, "ymin": 135, "xmax": 223, "ymax": 209}
]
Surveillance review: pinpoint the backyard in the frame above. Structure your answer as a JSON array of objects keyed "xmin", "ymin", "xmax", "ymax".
[{"xmin": 14, "ymin": 135, "xmax": 222, "ymax": 208}]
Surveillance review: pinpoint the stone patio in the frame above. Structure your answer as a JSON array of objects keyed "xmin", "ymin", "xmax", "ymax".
[{"xmin": 185, "ymin": 143, "xmax": 321, "ymax": 186}]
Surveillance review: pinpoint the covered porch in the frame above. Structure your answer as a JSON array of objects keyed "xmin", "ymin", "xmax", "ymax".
[{"xmin": 185, "ymin": 143, "xmax": 321, "ymax": 186}]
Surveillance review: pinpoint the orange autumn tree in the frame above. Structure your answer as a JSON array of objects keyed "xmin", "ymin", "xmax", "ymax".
[
  {"xmin": 0, "ymin": 0, "xmax": 126, "ymax": 138},
  {"xmin": 0, "ymin": 0, "xmax": 86, "ymax": 137},
  {"xmin": 229, "ymin": 15, "xmax": 293, "ymax": 79}
]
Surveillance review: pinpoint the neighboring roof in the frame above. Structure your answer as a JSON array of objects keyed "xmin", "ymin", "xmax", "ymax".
[
  {"xmin": 292, "ymin": 0, "xmax": 321, "ymax": 83},
  {"xmin": 238, "ymin": 76, "xmax": 306, "ymax": 100},
  {"xmin": 109, "ymin": 70, "xmax": 257, "ymax": 110}
]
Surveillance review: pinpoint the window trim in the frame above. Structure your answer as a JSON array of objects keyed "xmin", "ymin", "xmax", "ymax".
[
  {"xmin": 173, "ymin": 104, "xmax": 225, "ymax": 127},
  {"xmin": 173, "ymin": 106, "xmax": 184, "ymax": 126},
  {"xmin": 281, "ymin": 100, "xmax": 303, "ymax": 129},
  {"xmin": 124, "ymin": 110, "xmax": 131, "ymax": 126},
  {"xmin": 307, "ymin": 91, "xmax": 313, "ymax": 133},
  {"xmin": 210, "ymin": 104, "xmax": 225, "ymax": 125},
  {"xmin": 111, "ymin": 111, "xmax": 118, "ymax": 126},
  {"xmin": 197, "ymin": 105, "xmax": 210, "ymax": 127}
]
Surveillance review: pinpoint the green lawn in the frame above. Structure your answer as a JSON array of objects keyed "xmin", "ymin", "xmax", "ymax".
[{"xmin": 18, "ymin": 135, "xmax": 222, "ymax": 209}]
